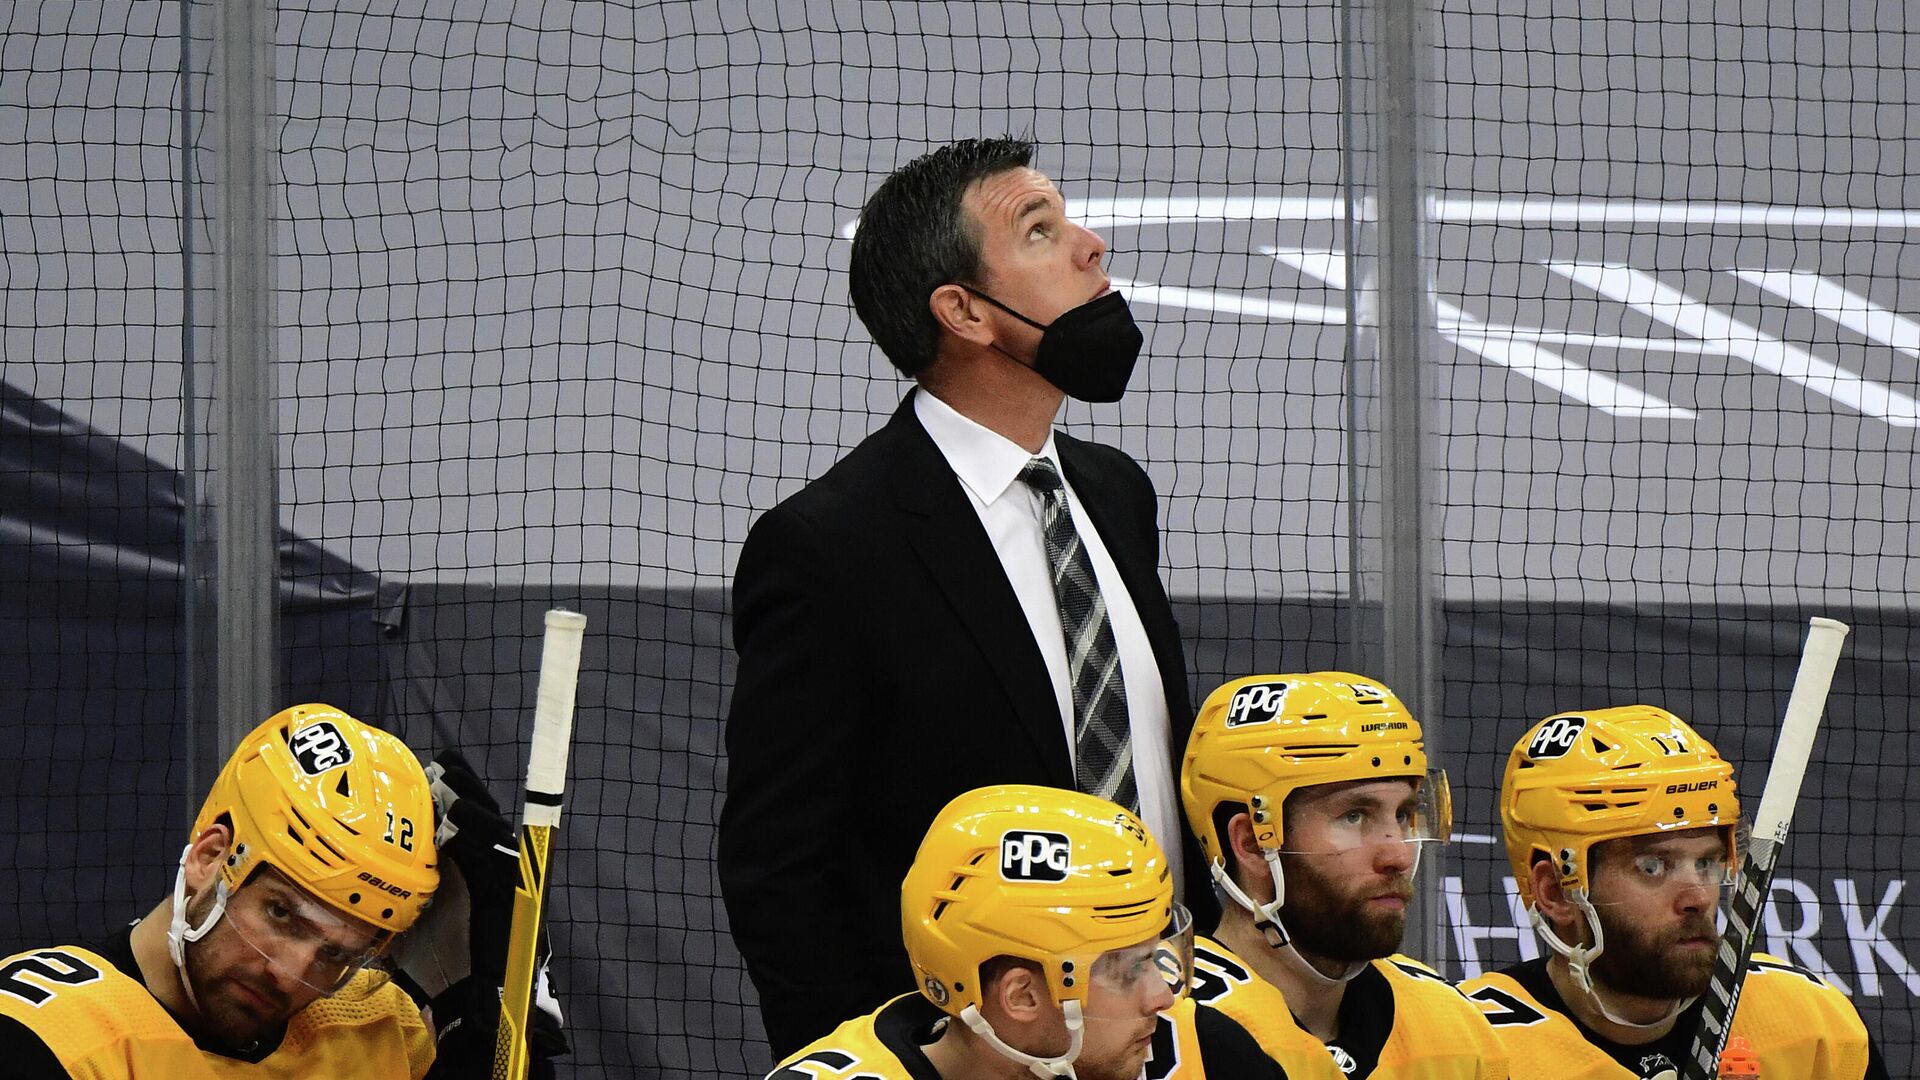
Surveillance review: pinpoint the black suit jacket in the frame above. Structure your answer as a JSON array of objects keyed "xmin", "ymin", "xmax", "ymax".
[{"xmin": 718, "ymin": 392, "xmax": 1208, "ymax": 1058}]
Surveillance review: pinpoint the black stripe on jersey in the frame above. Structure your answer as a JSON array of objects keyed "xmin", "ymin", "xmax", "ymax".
[
  {"xmin": 1192, "ymin": 1003, "xmax": 1291, "ymax": 1080},
  {"xmin": 0, "ymin": 1013, "xmax": 69, "ymax": 1080},
  {"xmin": 1323, "ymin": 962, "xmax": 1394, "ymax": 1078}
]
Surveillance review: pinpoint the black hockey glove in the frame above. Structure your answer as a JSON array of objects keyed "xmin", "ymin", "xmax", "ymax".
[{"xmin": 398, "ymin": 750, "xmax": 567, "ymax": 1079}]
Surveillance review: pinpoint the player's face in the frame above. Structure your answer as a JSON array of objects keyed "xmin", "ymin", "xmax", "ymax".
[
  {"xmin": 1069, "ymin": 934, "xmax": 1178, "ymax": 1080},
  {"xmin": 962, "ymin": 167, "xmax": 1111, "ymax": 344},
  {"xmin": 182, "ymin": 868, "xmax": 384, "ymax": 1047},
  {"xmin": 1277, "ymin": 779, "xmax": 1421, "ymax": 962},
  {"xmin": 1585, "ymin": 829, "xmax": 1729, "ymax": 1000}
]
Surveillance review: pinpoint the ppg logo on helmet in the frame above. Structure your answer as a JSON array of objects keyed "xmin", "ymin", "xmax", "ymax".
[
  {"xmin": 289, "ymin": 720, "xmax": 354, "ymax": 775},
  {"xmin": 1000, "ymin": 830, "xmax": 1072, "ymax": 882},
  {"xmin": 1526, "ymin": 715, "xmax": 1586, "ymax": 760},
  {"xmin": 1224, "ymin": 682, "xmax": 1289, "ymax": 728}
]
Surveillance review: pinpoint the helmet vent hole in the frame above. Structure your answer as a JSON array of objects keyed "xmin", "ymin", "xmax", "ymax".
[
  {"xmin": 1371, "ymin": 756, "xmax": 1381, "ymax": 767},
  {"xmin": 932, "ymin": 900, "xmax": 950, "ymax": 920},
  {"xmin": 1302, "ymin": 713, "xmax": 1328, "ymax": 720},
  {"xmin": 316, "ymin": 834, "xmax": 347, "ymax": 862},
  {"xmin": 1591, "ymin": 737, "xmax": 1614, "ymax": 753},
  {"xmin": 382, "ymin": 907, "xmax": 393, "ymax": 919},
  {"xmin": 287, "ymin": 825, "xmax": 305, "ymax": 845},
  {"xmin": 335, "ymin": 773, "xmax": 352, "ymax": 797},
  {"xmin": 349, "ymin": 892, "xmax": 362, "ymax": 904}
]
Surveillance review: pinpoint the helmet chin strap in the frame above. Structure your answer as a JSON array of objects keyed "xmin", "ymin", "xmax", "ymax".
[
  {"xmin": 166, "ymin": 843, "xmax": 232, "ymax": 1012},
  {"xmin": 1211, "ymin": 852, "xmax": 1365, "ymax": 985},
  {"xmin": 1530, "ymin": 893, "xmax": 1688, "ymax": 1031},
  {"xmin": 959, "ymin": 1000, "xmax": 1086, "ymax": 1079}
]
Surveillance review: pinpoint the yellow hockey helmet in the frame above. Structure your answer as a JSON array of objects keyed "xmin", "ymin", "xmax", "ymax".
[
  {"xmin": 1182, "ymin": 672, "xmax": 1444, "ymax": 866},
  {"xmin": 1502, "ymin": 705, "xmax": 1739, "ymax": 907},
  {"xmin": 193, "ymin": 704, "xmax": 439, "ymax": 935},
  {"xmin": 901, "ymin": 784, "xmax": 1182, "ymax": 1021}
]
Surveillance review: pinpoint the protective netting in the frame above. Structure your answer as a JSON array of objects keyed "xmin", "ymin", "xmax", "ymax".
[{"xmin": 1, "ymin": 2, "xmax": 1913, "ymax": 1076}]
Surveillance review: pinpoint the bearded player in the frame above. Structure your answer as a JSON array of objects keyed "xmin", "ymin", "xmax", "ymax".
[
  {"xmin": 1458, "ymin": 705, "xmax": 1886, "ymax": 1079},
  {"xmin": 767, "ymin": 784, "xmax": 1298, "ymax": 1080},
  {"xmin": 1180, "ymin": 674, "xmax": 1507, "ymax": 1077},
  {"xmin": 0, "ymin": 703, "xmax": 562, "ymax": 1079}
]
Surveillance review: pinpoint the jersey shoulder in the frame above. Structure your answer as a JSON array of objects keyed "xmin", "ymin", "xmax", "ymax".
[
  {"xmin": 0, "ymin": 945, "xmax": 209, "ymax": 1080},
  {"xmin": 1190, "ymin": 937, "xmax": 1339, "ymax": 1077},
  {"xmin": 1373, "ymin": 955, "xmax": 1509, "ymax": 1075},
  {"xmin": 765, "ymin": 995, "xmax": 937, "ymax": 1080},
  {"xmin": 1727, "ymin": 954, "xmax": 1873, "ymax": 1079},
  {"xmin": 1151, "ymin": 996, "xmax": 1327, "ymax": 1080},
  {"xmin": 1455, "ymin": 968, "xmax": 1624, "ymax": 1080},
  {"xmin": 235, "ymin": 977, "xmax": 432, "ymax": 1080}
]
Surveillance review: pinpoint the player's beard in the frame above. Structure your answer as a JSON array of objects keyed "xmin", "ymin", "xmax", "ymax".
[
  {"xmin": 180, "ymin": 892, "xmax": 298, "ymax": 1049},
  {"xmin": 1590, "ymin": 904, "xmax": 1718, "ymax": 1000},
  {"xmin": 1277, "ymin": 854, "xmax": 1413, "ymax": 964}
]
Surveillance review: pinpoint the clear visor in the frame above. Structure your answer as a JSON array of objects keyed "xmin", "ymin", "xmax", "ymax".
[
  {"xmin": 1587, "ymin": 836, "xmax": 1739, "ymax": 907},
  {"xmin": 1279, "ymin": 770, "xmax": 1452, "ymax": 856},
  {"xmin": 1081, "ymin": 903, "xmax": 1194, "ymax": 1021},
  {"xmin": 222, "ymin": 872, "xmax": 392, "ymax": 999}
]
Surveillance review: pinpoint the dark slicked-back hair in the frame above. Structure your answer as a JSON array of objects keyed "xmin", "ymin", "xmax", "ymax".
[{"xmin": 848, "ymin": 136, "xmax": 1036, "ymax": 376}]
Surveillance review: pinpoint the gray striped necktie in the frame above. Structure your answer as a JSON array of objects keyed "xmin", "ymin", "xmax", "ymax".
[{"xmin": 1018, "ymin": 457, "xmax": 1137, "ymax": 811}]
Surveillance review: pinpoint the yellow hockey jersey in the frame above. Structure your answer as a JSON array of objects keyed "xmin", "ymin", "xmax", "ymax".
[
  {"xmin": 1190, "ymin": 936, "xmax": 1507, "ymax": 1079},
  {"xmin": 1456, "ymin": 954, "xmax": 1886, "ymax": 1080},
  {"xmin": 765, "ymin": 991, "xmax": 1290, "ymax": 1079},
  {"xmin": 0, "ymin": 934, "xmax": 433, "ymax": 1080}
]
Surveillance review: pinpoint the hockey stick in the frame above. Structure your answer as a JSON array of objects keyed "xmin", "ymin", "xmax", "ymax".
[
  {"xmin": 1678, "ymin": 616, "xmax": 1849, "ymax": 1080},
  {"xmin": 493, "ymin": 609, "xmax": 588, "ymax": 1080}
]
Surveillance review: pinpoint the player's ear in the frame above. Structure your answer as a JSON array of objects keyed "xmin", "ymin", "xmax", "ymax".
[
  {"xmin": 1226, "ymin": 811, "xmax": 1269, "ymax": 893},
  {"xmin": 929, "ymin": 283, "xmax": 995, "ymax": 347},
  {"xmin": 988, "ymin": 960, "xmax": 1049, "ymax": 1022},
  {"xmin": 183, "ymin": 823, "xmax": 233, "ymax": 892},
  {"xmin": 1528, "ymin": 855, "xmax": 1583, "ymax": 939}
]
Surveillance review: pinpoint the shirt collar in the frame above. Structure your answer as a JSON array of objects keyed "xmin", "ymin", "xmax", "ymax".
[{"xmin": 913, "ymin": 389, "xmax": 1061, "ymax": 506}]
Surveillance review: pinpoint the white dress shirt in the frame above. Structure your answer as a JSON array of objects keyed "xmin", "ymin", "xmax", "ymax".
[{"xmin": 914, "ymin": 390, "xmax": 1182, "ymax": 897}]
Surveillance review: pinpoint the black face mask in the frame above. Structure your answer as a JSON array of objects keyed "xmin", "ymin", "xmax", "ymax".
[{"xmin": 961, "ymin": 286, "xmax": 1145, "ymax": 403}]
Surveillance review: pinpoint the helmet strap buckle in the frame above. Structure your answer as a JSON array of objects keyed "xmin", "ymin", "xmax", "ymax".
[{"xmin": 166, "ymin": 842, "xmax": 234, "ymax": 1011}]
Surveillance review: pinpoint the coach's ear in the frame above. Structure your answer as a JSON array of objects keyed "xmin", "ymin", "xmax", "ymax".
[{"xmin": 929, "ymin": 283, "xmax": 996, "ymax": 347}]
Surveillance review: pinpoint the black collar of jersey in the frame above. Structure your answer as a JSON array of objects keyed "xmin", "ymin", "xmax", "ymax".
[
  {"xmin": 1320, "ymin": 961, "xmax": 1395, "ymax": 1078},
  {"xmin": 1503, "ymin": 957, "xmax": 1699, "ymax": 1078},
  {"xmin": 97, "ymin": 923, "xmax": 291, "ymax": 1063}
]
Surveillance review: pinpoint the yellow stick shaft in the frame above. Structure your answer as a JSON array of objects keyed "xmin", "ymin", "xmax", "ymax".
[{"xmin": 491, "ymin": 823, "xmax": 553, "ymax": 1080}]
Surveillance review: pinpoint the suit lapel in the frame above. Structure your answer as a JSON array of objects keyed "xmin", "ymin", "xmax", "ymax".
[{"xmin": 882, "ymin": 397, "xmax": 1074, "ymax": 784}]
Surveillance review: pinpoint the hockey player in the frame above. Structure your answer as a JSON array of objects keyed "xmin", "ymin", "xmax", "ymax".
[
  {"xmin": 1180, "ymin": 674, "xmax": 1507, "ymax": 1078},
  {"xmin": 0, "ymin": 703, "xmax": 562, "ymax": 1078},
  {"xmin": 767, "ymin": 784, "xmax": 1296, "ymax": 1079},
  {"xmin": 1458, "ymin": 705, "xmax": 1887, "ymax": 1079}
]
